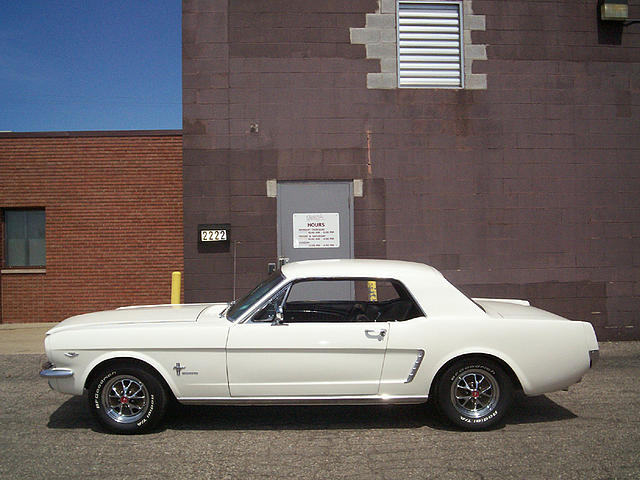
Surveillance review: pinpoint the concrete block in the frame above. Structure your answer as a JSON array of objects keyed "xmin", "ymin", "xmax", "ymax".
[
  {"xmin": 366, "ymin": 13, "xmax": 396, "ymax": 28},
  {"xmin": 353, "ymin": 179, "xmax": 364, "ymax": 197},
  {"xmin": 367, "ymin": 72, "xmax": 397, "ymax": 89},
  {"xmin": 381, "ymin": 0, "xmax": 396, "ymax": 14},
  {"xmin": 465, "ymin": 74, "xmax": 487, "ymax": 90},
  {"xmin": 350, "ymin": 28, "xmax": 363, "ymax": 44},
  {"xmin": 466, "ymin": 44, "xmax": 487, "ymax": 60},
  {"xmin": 350, "ymin": 28, "xmax": 378, "ymax": 44},
  {"xmin": 380, "ymin": 57, "xmax": 397, "ymax": 73},
  {"xmin": 465, "ymin": 14, "xmax": 486, "ymax": 31},
  {"xmin": 464, "ymin": 0, "xmax": 475, "ymax": 16},
  {"xmin": 380, "ymin": 29, "xmax": 397, "ymax": 42},
  {"xmin": 366, "ymin": 43, "xmax": 396, "ymax": 59},
  {"xmin": 266, "ymin": 179, "xmax": 277, "ymax": 198}
]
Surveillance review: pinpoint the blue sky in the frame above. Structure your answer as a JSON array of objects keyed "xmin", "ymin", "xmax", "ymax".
[{"xmin": 0, "ymin": 1, "xmax": 181, "ymax": 132}]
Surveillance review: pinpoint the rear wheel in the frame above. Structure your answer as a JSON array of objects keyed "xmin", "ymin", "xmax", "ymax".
[
  {"xmin": 87, "ymin": 364, "xmax": 168, "ymax": 434},
  {"xmin": 435, "ymin": 357, "xmax": 512, "ymax": 430}
]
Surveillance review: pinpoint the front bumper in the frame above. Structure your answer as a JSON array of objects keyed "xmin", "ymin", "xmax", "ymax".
[{"xmin": 40, "ymin": 361, "xmax": 73, "ymax": 378}]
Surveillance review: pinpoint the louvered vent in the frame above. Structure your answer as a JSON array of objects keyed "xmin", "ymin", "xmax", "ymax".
[{"xmin": 397, "ymin": 1, "xmax": 464, "ymax": 88}]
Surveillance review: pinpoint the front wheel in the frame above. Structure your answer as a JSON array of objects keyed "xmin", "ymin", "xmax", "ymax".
[
  {"xmin": 87, "ymin": 364, "xmax": 168, "ymax": 434},
  {"xmin": 435, "ymin": 357, "xmax": 513, "ymax": 430}
]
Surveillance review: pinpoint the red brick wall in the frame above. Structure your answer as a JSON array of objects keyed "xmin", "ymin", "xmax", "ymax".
[{"xmin": 0, "ymin": 132, "xmax": 183, "ymax": 323}]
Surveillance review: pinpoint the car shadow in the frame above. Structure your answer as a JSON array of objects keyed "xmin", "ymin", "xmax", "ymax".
[
  {"xmin": 47, "ymin": 393, "xmax": 576, "ymax": 433},
  {"xmin": 505, "ymin": 392, "xmax": 578, "ymax": 425},
  {"xmin": 47, "ymin": 395, "xmax": 95, "ymax": 430}
]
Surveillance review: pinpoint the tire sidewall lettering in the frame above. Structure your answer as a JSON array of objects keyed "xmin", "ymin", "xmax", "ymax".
[
  {"xmin": 137, "ymin": 394, "xmax": 155, "ymax": 426},
  {"xmin": 459, "ymin": 410, "xmax": 498, "ymax": 424},
  {"xmin": 450, "ymin": 364, "xmax": 496, "ymax": 383},
  {"xmin": 94, "ymin": 370, "xmax": 117, "ymax": 410}
]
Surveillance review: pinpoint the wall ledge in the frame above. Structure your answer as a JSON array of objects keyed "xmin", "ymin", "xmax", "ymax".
[{"xmin": 1, "ymin": 269, "xmax": 46, "ymax": 274}]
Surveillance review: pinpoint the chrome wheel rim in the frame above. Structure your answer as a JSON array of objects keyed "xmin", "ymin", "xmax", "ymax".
[
  {"xmin": 450, "ymin": 369, "xmax": 499, "ymax": 418},
  {"xmin": 102, "ymin": 375, "xmax": 149, "ymax": 424}
]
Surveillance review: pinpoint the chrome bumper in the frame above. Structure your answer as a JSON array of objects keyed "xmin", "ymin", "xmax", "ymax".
[{"xmin": 40, "ymin": 361, "xmax": 73, "ymax": 378}]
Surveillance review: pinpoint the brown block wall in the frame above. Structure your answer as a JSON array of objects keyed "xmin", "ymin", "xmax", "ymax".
[
  {"xmin": 0, "ymin": 132, "xmax": 183, "ymax": 323},
  {"xmin": 183, "ymin": 0, "xmax": 640, "ymax": 340}
]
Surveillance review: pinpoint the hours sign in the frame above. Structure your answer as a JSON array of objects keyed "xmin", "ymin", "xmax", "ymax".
[{"xmin": 292, "ymin": 213, "xmax": 340, "ymax": 248}]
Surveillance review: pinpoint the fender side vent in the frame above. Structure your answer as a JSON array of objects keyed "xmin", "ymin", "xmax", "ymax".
[{"xmin": 405, "ymin": 349, "xmax": 425, "ymax": 383}]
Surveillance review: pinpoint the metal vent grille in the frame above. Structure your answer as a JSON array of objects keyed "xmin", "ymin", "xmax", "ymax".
[{"xmin": 397, "ymin": 1, "xmax": 463, "ymax": 88}]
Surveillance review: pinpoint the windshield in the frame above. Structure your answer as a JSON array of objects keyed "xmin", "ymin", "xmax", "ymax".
[{"xmin": 226, "ymin": 272, "xmax": 285, "ymax": 321}]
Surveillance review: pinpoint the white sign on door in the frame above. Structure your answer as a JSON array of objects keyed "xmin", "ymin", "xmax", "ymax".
[{"xmin": 292, "ymin": 213, "xmax": 340, "ymax": 248}]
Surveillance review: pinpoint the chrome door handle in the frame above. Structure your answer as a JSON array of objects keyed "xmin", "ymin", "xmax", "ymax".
[{"xmin": 365, "ymin": 329, "xmax": 386, "ymax": 337}]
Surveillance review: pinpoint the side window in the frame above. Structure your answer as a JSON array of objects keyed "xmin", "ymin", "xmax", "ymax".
[
  {"xmin": 281, "ymin": 279, "xmax": 422, "ymax": 324},
  {"xmin": 354, "ymin": 280, "xmax": 401, "ymax": 303}
]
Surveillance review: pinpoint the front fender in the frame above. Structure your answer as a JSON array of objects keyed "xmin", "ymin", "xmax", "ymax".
[{"xmin": 69, "ymin": 351, "xmax": 180, "ymax": 398}]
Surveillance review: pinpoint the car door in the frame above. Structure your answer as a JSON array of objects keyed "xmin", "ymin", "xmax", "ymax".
[{"xmin": 226, "ymin": 279, "xmax": 389, "ymax": 397}]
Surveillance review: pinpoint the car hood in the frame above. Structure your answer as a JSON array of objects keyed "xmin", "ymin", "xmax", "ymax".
[
  {"xmin": 47, "ymin": 303, "xmax": 227, "ymax": 334},
  {"xmin": 473, "ymin": 298, "xmax": 568, "ymax": 321}
]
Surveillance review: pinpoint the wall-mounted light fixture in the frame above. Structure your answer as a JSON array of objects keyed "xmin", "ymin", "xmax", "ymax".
[
  {"xmin": 600, "ymin": 0, "xmax": 639, "ymax": 25},
  {"xmin": 601, "ymin": 0, "xmax": 628, "ymax": 21}
]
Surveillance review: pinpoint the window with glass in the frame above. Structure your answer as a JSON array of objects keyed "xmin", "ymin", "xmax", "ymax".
[
  {"xmin": 3, "ymin": 209, "xmax": 46, "ymax": 267},
  {"xmin": 252, "ymin": 278, "xmax": 423, "ymax": 324}
]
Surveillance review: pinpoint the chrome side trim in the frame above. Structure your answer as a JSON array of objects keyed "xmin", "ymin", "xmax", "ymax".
[
  {"xmin": 405, "ymin": 349, "xmax": 425, "ymax": 383},
  {"xmin": 40, "ymin": 368, "xmax": 74, "ymax": 378},
  {"xmin": 177, "ymin": 394, "xmax": 428, "ymax": 406}
]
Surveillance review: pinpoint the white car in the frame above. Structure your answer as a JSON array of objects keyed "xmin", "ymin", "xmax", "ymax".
[{"xmin": 41, "ymin": 259, "xmax": 599, "ymax": 433}]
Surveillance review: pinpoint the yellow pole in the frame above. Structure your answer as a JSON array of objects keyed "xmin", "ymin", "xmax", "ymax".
[
  {"xmin": 171, "ymin": 271, "xmax": 181, "ymax": 304},
  {"xmin": 367, "ymin": 281, "xmax": 378, "ymax": 302}
]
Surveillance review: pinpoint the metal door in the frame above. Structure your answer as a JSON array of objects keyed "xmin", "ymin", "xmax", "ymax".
[{"xmin": 277, "ymin": 181, "xmax": 353, "ymax": 300}]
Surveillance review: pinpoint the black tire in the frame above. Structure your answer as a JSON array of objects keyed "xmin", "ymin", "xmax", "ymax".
[
  {"xmin": 435, "ymin": 357, "xmax": 513, "ymax": 430},
  {"xmin": 87, "ymin": 364, "xmax": 168, "ymax": 434}
]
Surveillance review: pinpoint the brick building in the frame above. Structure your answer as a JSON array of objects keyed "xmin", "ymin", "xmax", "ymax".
[
  {"xmin": 182, "ymin": 0, "xmax": 640, "ymax": 340},
  {"xmin": 0, "ymin": 130, "xmax": 183, "ymax": 324}
]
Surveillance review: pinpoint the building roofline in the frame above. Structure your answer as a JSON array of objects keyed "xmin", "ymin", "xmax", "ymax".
[{"xmin": 0, "ymin": 129, "xmax": 182, "ymax": 139}]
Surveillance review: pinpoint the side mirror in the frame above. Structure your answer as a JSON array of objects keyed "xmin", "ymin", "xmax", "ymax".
[{"xmin": 271, "ymin": 305, "xmax": 285, "ymax": 325}]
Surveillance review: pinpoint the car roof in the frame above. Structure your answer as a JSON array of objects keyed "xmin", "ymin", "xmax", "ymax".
[
  {"xmin": 280, "ymin": 259, "xmax": 484, "ymax": 318},
  {"xmin": 280, "ymin": 258, "xmax": 443, "ymax": 281}
]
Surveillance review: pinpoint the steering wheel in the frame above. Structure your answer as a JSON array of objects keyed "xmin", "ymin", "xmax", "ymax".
[{"xmin": 348, "ymin": 303, "xmax": 369, "ymax": 322}]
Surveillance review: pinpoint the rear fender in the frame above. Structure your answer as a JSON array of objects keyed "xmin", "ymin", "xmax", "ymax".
[{"xmin": 426, "ymin": 347, "xmax": 529, "ymax": 393}]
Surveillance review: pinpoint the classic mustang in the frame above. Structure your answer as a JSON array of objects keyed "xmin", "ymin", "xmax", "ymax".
[{"xmin": 41, "ymin": 259, "xmax": 599, "ymax": 433}]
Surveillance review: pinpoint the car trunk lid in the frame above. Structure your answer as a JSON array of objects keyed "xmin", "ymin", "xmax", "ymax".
[{"xmin": 474, "ymin": 298, "xmax": 569, "ymax": 321}]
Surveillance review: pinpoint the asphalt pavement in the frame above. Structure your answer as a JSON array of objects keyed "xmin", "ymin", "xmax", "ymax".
[{"xmin": 0, "ymin": 326, "xmax": 638, "ymax": 479}]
